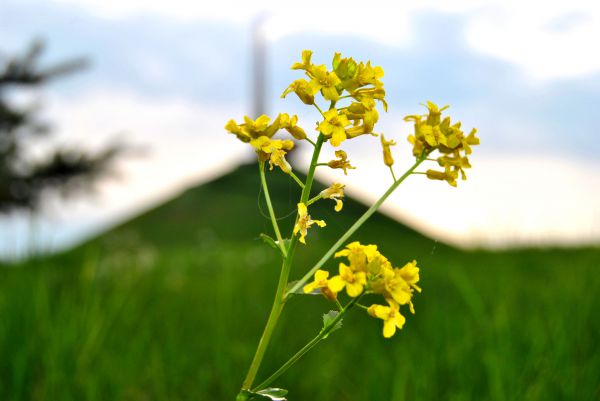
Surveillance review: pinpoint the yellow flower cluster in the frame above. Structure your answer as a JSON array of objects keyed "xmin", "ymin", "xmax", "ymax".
[
  {"xmin": 293, "ymin": 203, "xmax": 326, "ymax": 244},
  {"xmin": 303, "ymin": 242, "xmax": 421, "ymax": 338},
  {"xmin": 225, "ymin": 113, "xmax": 308, "ymax": 174},
  {"xmin": 405, "ymin": 101, "xmax": 480, "ymax": 186},
  {"xmin": 282, "ymin": 50, "xmax": 387, "ymax": 147}
]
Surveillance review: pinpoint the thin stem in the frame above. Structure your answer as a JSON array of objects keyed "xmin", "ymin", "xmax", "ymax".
[
  {"xmin": 389, "ymin": 166, "xmax": 397, "ymax": 182},
  {"xmin": 286, "ymin": 155, "xmax": 427, "ymax": 296},
  {"xmin": 305, "ymin": 137, "xmax": 317, "ymax": 147},
  {"xmin": 259, "ymin": 162, "xmax": 287, "ymax": 257},
  {"xmin": 313, "ymin": 103, "xmax": 326, "ymax": 118},
  {"xmin": 241, "ymin": 256, "xmax": 291, "ymax": 389},
  {"xmin": 307, "ymin": 194, "xmax": 322, "ymax": 206},
  {"xmin": 289, "ymin": 171, "xmax": 305, "ymax": 189},
  {"xmin": 412, "ymin": 171, "xmax": 427, "ymax": 175},
  {"xmin": 315, "ymin": 163, "xmax": 328, "ymax": 167},
  {"xmin": 241, "ymin": 135, "xmax": 326, "ymax": 390},
  {"xmin": 253, "ymin": 296, "xmax": 361, "ymax": 392}
]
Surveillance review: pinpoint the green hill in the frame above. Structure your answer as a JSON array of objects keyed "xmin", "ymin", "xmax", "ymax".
[{"xmin": 1, "ymin": 164, "xmax": 599, "ymax": 401}]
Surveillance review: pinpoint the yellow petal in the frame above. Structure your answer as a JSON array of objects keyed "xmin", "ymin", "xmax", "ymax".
[
  {"xmin": 383, "ymin": 319, "xmax": 397, "ymax": 338},
  {"xmin": 328, "ymin": 276, "xmax": 345, "ymax": 293}
]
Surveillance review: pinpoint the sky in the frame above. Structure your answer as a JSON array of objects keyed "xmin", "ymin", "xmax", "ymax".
[{"xmin": 1, "ymin": 0, "xmax": 600, "ymax": 258}]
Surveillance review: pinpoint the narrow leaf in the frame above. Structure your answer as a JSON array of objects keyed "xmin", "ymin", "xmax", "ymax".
[{"xmin": 322, "ymin": 310, "xmax": 343, "ymax": 339}]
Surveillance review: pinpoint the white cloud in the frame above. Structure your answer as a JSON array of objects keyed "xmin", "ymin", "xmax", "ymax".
[
  {"xmin": 465, "ymin": 0, "xmax": 600, "ymax": 80},
  {"xmin": 44, "ymin": 0, "xmax": 600, "ymax": 80}
]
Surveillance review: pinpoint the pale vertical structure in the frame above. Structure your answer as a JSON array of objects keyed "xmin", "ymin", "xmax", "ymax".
[{"xmin": 251, "ymin": 13, "xmax": 268, "ymax": 118}]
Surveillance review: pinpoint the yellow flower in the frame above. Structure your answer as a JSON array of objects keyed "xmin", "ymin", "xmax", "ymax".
[
  {"xmin": 352, "ymin": 87, "xmax": 388, "ymax": 111},
  {"xmin": 225, "ymin": 114, "xmax": 282, "ymax": 143},
  {"xmin": 397, "ymin": 260, "xmax": 421, "ymax": 293},
  {"xmin": 281, "ymin": 79, "xmax": 315, "ymax": 105},
  {"xmin": 317, "ymin": 109, "xmax": 351, "ymax": 147},
  {"xmin": 344, "ymin": 100, "xmax": 379, "ymax": 138},
  {"xmin": 423, "ymin": 101, "xmax": 449, "ymax": 125},
  {"xmin": 382, "ymin": 267, "xmax": 413, "ymax": 306},
  {"xmin": 293, "ymin": 202, "xmax": 326, "ymax": 244},
  {"xmin": 249, "ymin": 136, "xmax": 294, "ymax": 174},
  {"xmin": 291, "ymin": 49, "xmax": 313, "ymax": 71},
  {"xmin": 329, "ymin": 263, "xmax": 367, "ymax": 297},
  {"xmin": 320, "ymin": 183, "xmax": 345, "ymax": 212},
  {"xmin": 334, "ymin": 241, "xmax": 379, "ymax": 273},
  {"xmin": 425, "ymin": 168, "xmax": 458, "ymax": 187},
  {"xmin": 308, "ymin": 64, "xmax": 341, "ymax": 101},
  {"xmin": 380, "ymin": 134, "xmax": 396, "ymax": 167},
  {"xmin": 437, "ymin": 152, "xmax": 472, "ymax": 180},
  {"xmin": 404, "ymin": 102, "xmax": 479, "ymax": 188},
  {"xmin": 327, "ymin": 150, "xmax": 356, "ymax": 175},
  {"xmin": 280, "ymin": 114, "xmax": 307, "ymax": 140},
  {"xmin": 303, "ymin": 269, "xmax": 338, "ymax": 301},
  {"xmin": 332, "ymin": 52, "xmax": 358, "ymax": 87},
  {"xmin": 368, "ymin": 300, "xmax": 406, "ymax": 338}
]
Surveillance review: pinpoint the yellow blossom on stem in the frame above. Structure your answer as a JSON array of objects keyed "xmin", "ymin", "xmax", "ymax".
[
  {"xmin": 344, "ymin": 100, "xmax": 379, "ymax": 138},
  {"xmin": 334, "ymin": 241, "xmax": 379, "ymax": 273},
  {"xmin": 329, "ymin": 263, "xmax": 367, "ymax": 297},
  {"xmin": 250, "ymin": 136, "xmax": 294, "ymax": 174},
  {"xmin": 308, "ymin": 64, "xmax": 341, "ymax": 102},
  {"xmin": 381, "ymin": 267, "xmax": 413, "ymax": 306},
  {"xmin": 320, "ymin": 183, "xmax": 345, "ymax": 212},
  {"xmin": 293, "ymin": 202, "xmax": 326, "ymax": 245},
  {"xmin": 303, "ymin": 269, "xmax": 338, "ymax": 301},
  {"xmin": 281, "ymin": 79, "xmax": 315, "ymax": 105},
  {"xmin": 318, "ymin": 109, "xmax": 351, "ymax": 147},
  {"xmin": 397, "ymin": 260, "xmax": 421, "ymax": 293},
  {"xmin": 368, "ymin": 300, "xmax": 406, "ymax": 338},
  {"xmin": 291, "ymin": 49, "xmax": 314, "ymax": 71},
  {"xmin": 380, "ymin": 134, "xmax": 396, "ymax": 167},
  {"xmin": 327, "ymin": 150, "xmax": 356, "ymax": 175},
  {"xmin": 280, "ymin": 114, "xmax": 308, "ymax": 140},
  {"xmin": 425, "ymin": 168, "xmax": 458, "ymax": 187}
]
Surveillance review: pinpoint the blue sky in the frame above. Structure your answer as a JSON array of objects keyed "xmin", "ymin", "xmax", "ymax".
[{"xmin": 1, "ymin": 0, "xmax": 599, "ymax": 258}]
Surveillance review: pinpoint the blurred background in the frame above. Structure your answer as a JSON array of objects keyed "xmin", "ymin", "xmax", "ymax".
[{"xmin": 0, "ymin": 1, "xmax": 599, "ymax": 400}]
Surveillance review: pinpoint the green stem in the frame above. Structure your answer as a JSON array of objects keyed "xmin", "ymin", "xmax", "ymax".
[
  {"xmin": 313, "ymin": 103, "xmax": 326, "ymax": 118},
  {"xmin": 307, "ymin": 194, "xmax": 322, "ymax": 206},
  {"xmin": 241, "ymin": 135, "xmax": 326, "ymax": 390},
  {"xmin": 253, "ymin": 296, "xmax": 361, "ymax": 392},
  {"xmin": 289, "ymin": 171, "xmax": 305, "ymax": 189},
  {"xmin": 389, "ymin": 166, "xmax": 397, "ymax": 182},
  {"xmin": 259, "ymin": 162, "xmax": 287, "ymax": 257},
  {"xmin": 286, "ymin": 155, "xmax": 427, "ymax": 296}
]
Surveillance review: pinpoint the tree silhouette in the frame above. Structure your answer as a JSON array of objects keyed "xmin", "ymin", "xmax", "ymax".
[{"xmin": 0, "ymin": 40, "xmax": 124, "ymax": 213}]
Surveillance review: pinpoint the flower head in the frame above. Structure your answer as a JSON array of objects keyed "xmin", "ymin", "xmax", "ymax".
[
  {"xmin": 249, "ymin": 136, "xmax": 294, "ymax": 174},
  {"xmin": 328, "ymin": 263, "xmax": 367, "ymax": 297},
  {"xmin": 327, "ymin": 150, "xmax": 356, "ymax": 175},
  {"xmin": 405, "ymin": 101, "xmax": 479, "ymax": 186},
  {"xmin": 317, "ymin": 109, "xmax": 351, "ymax": 147},
  {"xmin": 293, "ymin": 202, "xmax": 326, "ymax": 244},
  {"xmin": 320, "ymin": 183, "xmax": 345, "ymax": 212},
  {"xmin": 380, "ymin": 134, "xmax": 396, "ymax": 167},
  {"xmin": 368, "ymin": 300, "xmax": 406, "ymax": 338},
  {"xmin": 303, "ymin": 269, "xmax": 338, "ymax": 301}
]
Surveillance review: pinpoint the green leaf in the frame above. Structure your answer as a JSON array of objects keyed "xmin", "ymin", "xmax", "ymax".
[
  {"xmin": 322, "ymin": 310, "xmax": 343, "ymax": 339},
  {"xmin": 259, "ymin": 233, "xmax": 278, "ymax": 250},
  {"xmin": 240, "ymin": 388, "xmax": 288, "ymax": 401},
  {"xmin": 257, "ymin": 388, "xmax": 288, "ymax": 399}
]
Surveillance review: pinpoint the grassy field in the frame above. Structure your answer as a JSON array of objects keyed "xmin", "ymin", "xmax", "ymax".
[{"xmin": 1, "ymin": 164, "xmax": 599, "ymax": 401}]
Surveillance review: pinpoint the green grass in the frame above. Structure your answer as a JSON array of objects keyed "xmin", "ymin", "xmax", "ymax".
[{"xmin": 1, "ymin": 164, "xmax": 599, "ymax": 400}]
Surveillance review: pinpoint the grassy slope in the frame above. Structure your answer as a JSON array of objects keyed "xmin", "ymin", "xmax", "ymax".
[{"xmin": 1, "ymin": 164, "xmax": 599, "ymax": 401}]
